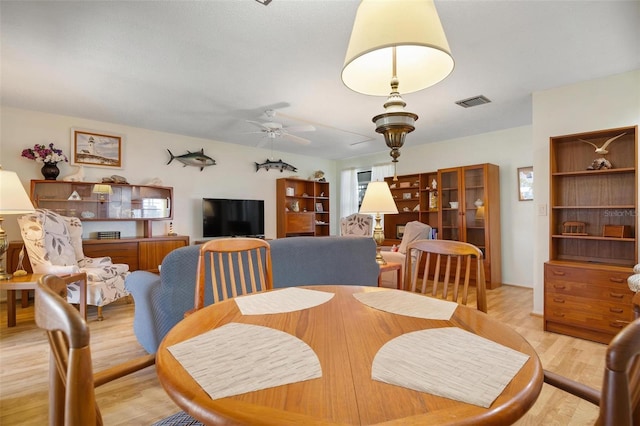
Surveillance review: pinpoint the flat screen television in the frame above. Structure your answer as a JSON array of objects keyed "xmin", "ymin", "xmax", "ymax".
[{"xmin": 203, "ymin": 198, "xmax": 265, "ymax": 238}]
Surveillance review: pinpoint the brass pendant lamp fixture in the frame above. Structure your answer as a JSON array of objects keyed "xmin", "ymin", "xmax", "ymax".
[{"xmin": 342, "ymin": 0, "xmax": 454, "ymax": 180}]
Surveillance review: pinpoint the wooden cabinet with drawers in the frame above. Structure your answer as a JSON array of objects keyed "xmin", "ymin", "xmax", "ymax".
[
  {"xmin": 545, "ymin": 126, "xmax": 637, "ymax": 343},
  {"xmin": 7, "ymin": 235, "xmax": 189, "ymax": 275},
  {"xmin": 544, "ymin": 262, "xmax": 634, "ymax": 344}
]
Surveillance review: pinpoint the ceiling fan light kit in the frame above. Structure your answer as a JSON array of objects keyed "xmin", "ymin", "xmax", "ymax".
[
  {"xmin": 342, "ymin": 0, "xmax": 454, "ymax": 179},
  {"xmin": 247, "ymin": 109, "xmax": 315, "ymax": 147}
]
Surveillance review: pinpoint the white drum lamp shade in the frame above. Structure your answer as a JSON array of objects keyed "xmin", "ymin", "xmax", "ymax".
[{"xmin": 342, "ymin": 0, "xmax": 454, "ymax": 96}]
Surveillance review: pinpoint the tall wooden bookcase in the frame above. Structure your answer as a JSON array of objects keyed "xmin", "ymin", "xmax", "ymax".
[
  {"xmin": 438, "ymin": 164, "xmax": 501, "ymax": 288},
  {"xmin": 383, "ymin": 164, "xmax": 501, "ymax": 289},
  {"xmin": 383, "ymin": 172, "xmax": 438, "ymax": 243},
  {"xmin": 544, "ymin": 125, "xmax": 638, "ymax": 344},
  {"xmin": 276, "ymin": 178, "xmax": 330, "ymax": 238}
]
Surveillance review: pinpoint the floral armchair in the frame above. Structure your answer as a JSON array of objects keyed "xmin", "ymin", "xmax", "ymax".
[
  {"xmin": 340, "ymin": 213, "xmax": 373, "ymax": 236},
  {"xmin": 17, "ymin": 209, "xmax": 130, "ymax": 320}
]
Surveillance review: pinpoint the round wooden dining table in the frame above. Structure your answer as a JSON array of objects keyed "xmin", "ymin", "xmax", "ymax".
[{"xmin": 156, "ymin": 285, "xmax": 543, "ymax": 425}]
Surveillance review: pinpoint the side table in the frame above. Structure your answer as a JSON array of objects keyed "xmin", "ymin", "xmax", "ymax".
[
  {"xmin": 378, "ymin": 262, "xmax": 403, "ymax": 290},
  {"xmin": 1, "ymin": 274, "xmax": 87, "ymax": 327}
]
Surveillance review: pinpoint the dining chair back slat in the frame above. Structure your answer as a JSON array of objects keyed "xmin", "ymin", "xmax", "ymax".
[
  {"xmin": 194, "ymin": 238, "xmax": 273, "ymax": 311},
  {"xmin": 405, "ymin": 239, "xmax": 487, "ymax": 313}
]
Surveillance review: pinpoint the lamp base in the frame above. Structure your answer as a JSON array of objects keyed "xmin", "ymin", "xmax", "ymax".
[
  {"xmin": 372, "ymin": 213, "xmax": 387, "ymax": 265},
  {"xmin": 375, "ymin": 246, "xmax": 387, "ymax": 265}
]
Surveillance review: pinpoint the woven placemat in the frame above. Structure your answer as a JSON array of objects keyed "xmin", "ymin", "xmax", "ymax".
[
  {"xmin": 354, "ymin": 289, "xmax": 457, "ymax": 320},
  {"xmin": 372, "ymin": 327, "xmax": 530, "ymax": 407},
  {"xmin": 235, "ymin": 287, "xmax": 334, "ymax": 315},
  {"xmin": 168, "ymin": 322, "xmax": 322, "ymax": 400}
]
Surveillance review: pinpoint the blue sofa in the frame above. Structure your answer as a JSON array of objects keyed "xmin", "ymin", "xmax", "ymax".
[{"xmin": 125, "ymin": 236, "xmax": 379, "ymax": 353}]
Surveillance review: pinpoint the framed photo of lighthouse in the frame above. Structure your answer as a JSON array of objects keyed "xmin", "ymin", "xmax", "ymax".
[{"xmin": 71, "ymin": 128, "xmax": 124, "ymax": 169}]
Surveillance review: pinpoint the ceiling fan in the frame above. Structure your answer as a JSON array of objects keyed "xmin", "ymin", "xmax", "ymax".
[{"xmin": 246, "ymin": 109, "xmax": 315, "ymax": 148}]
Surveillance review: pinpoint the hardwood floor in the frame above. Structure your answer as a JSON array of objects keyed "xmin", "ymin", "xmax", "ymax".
[{"xmin": 0, "ymin": 285, "xmax": 604, "ymax": 425}]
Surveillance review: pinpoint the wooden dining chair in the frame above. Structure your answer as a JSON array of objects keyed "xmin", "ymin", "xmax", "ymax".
[
  {"xmin": 35, "ymin": 274, "xmax": 200, "ymax": 426},
  {"xmin": 543, "ymin": 317, "xmax": 640, "ymax": 426},
  {"xmin": 193, "ymin": 238, "xmax": 273, "ymax": 312},
  {"xmin": 404, "ymin": 239, "xmax": 487, "ymax": 313}
]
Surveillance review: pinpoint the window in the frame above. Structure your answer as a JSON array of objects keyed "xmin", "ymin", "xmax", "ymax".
[{"xmin": 357, "ymin": 170, "xmax": 371, "ymax": 209}]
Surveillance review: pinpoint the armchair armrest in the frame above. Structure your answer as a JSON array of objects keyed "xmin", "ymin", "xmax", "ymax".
[
  {"xmin": 94, "ymin": 354, "xmax": 156, "ymax": 387},
  {"xmin": 543, "ymin": 369, "xmax": 600, "ymax": 405},
  {"xmin": 125, "ymin": 271, "xmax": 162, "ymax": 353}
]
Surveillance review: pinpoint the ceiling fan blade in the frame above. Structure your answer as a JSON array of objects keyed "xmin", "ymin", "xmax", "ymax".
[
  {"xmin": 282, "ymin": 132, "xmax": 311, "ymax": 145},
  {"xmin": 283, "ymin": 124, "xmax": 316, "ymax": 133},
  {"xmin": 246, "ymin": 120, "xmax": 270, "ymax": 130}
]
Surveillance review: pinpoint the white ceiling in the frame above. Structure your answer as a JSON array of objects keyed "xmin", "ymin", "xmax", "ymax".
[{"xmin": 2, "ymin": 1, "xmax": 639, "ymax": 161}]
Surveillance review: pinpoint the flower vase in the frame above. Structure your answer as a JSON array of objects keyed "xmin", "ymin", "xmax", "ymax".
[{"xmin": 41, "ymin": 162, "xmax": 60, "ymax": 180}]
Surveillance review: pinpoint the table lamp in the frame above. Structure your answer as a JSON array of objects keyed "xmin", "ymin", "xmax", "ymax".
[
  {"xmin": 0, "ymin": 168, "xmax": 36, "ymax": 279},
  {"xmin": 92, "ymin": 184, "xmax": 113, "ymax": 203},
  {"xmin": 359, "ymin": 181, "xmax": 398, "ymax": 265}
]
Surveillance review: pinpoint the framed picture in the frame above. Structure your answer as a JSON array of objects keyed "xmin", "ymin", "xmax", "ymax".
[
  {"xmin": 71, "ymin": 128, "xmax": 124, "ymax": 169},
  {"xmin": 396, "ymin": 224, "xmax": 405, "ymax": 239},
  {"xmin": 316, "ymin": 202, "xmax": 323, "ymax": 212},
  {"xmin": 402, "ymin": 193, "xmax": 412, "ymax": 200},
  {"xmin": 518, "ymin": 166, "xmax": 534, "ymax": 201}
]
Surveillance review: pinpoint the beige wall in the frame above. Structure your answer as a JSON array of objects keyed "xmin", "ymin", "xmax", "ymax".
[{"xmin": 0, "ymin": 107, "xmax": 338, "ymax": 242}]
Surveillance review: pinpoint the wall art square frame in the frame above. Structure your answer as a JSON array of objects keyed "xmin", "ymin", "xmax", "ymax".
[
  {"xmin": 517, "ymin": 166, "xmax": 534, "ymax": 201},
  {"xmin": 316, "ymin": 202, "xmax": 324, "ymax": 212},
  {"xmin": 396, "ymin": 224, "xmax": 405, "ymax": 239},
  {"xmin": 71, "ymin": 128, "xmax": 124, "ymax": 169}
]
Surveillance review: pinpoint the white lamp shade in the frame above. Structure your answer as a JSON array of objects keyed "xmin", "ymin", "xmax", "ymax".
[
  {"xmin": 342, "ymin": 0, "xmax": 454, "ymax": 96},
  {"xmin": 0, "ymin": 170, "xmax": 35, "ymax": 214},
  {"xmin": 359, "ymin": 181, "xmax": 399, "ymax": 214}
]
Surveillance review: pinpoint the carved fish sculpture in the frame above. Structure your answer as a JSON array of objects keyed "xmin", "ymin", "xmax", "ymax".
[
  {"xmin": 167, "ymin": 149, "xmax": 216, "ymax": 171},
  {"xmin": 255, "ymin": 158, "xmax": 297, "ymax": 173}
]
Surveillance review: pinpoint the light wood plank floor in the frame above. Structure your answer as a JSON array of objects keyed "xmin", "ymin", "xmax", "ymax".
[{"xmin": 0, "ymin": 285, "xmax": 605, "ymax": 425}]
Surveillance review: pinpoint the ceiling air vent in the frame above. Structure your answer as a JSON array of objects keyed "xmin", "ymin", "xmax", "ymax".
[{"xmin": 455, "ymin": 95, "xmax": 491, "ymax": 108}]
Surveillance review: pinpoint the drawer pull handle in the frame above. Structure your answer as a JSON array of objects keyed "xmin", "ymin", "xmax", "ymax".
[
  {"xmin": 609, "ymin": 308, "xmax": 623, "ymax": 313},
  {"xmin": 553, "ymin": 312, "xmax": 565, "ymax": 318},
  {"xmin": 610, "ymin": 322, "xmax": 625, "ymax": 329},
  {"xmin": 552, "ymin": 271, "xmax": 566, "ymax": 276},
  {"xmin": 609, "ymin": 292, "xmax": 624, "ymax": 299},
  {"xmin": 553, "ymin": 298, "xmax": 565, "ymax": 303},
  {"xmin": 609, "ymin": 277, "xmax": 624, "ymax": 283},
  {"xmin": 554, "ymin": 284, "xmax": 566, "ymax": 290}
]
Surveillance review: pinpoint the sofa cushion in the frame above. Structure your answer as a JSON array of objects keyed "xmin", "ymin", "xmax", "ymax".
[{"xmin": 270, "ymin": 236, "xmax": 379, "ymax": 288}]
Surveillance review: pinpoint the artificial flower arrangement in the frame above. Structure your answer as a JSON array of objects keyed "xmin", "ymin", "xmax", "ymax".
[{"xmin": 21, "ymin": 143, "xmax": 68, "ymax": 164}]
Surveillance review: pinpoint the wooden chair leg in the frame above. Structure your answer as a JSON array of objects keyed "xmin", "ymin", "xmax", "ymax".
[{"xmin": 97, "ymin": 306, "xmax": 103, "ymax": 321}]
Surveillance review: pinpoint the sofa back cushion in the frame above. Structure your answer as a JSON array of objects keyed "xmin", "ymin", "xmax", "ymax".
[{"xmin": 270, "ymin": 236, "xmax": 379, "ymax": 288}]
